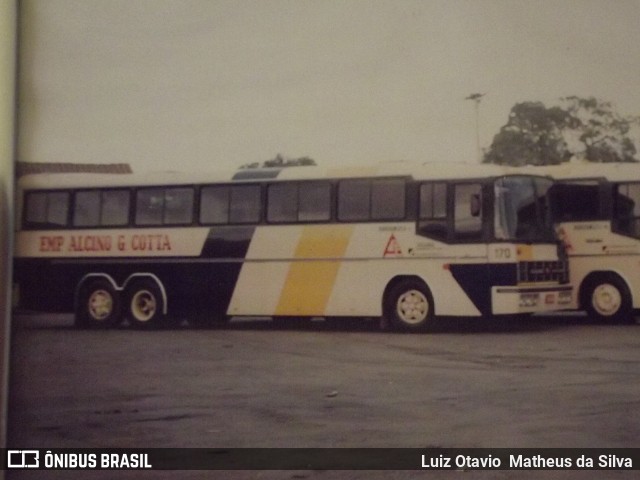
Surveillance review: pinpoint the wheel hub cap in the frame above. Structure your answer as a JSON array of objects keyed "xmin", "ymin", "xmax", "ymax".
[{"xmin": 397, "ymin": 290, "xmax": 429, "ymax": 324}]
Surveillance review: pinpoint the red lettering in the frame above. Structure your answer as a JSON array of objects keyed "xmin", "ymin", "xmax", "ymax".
[
  {"xmin": 131, "ymin": 234, "xmax": 172, "ymax": 251},
  {"xmin": 161, "ymin": 235, "xmax": 171, "ymax": 251},
  {"xmin": 39, "ymin": 235, "xmax": 64, "ymax": 252},
  {"xmin": 68, "ymin": 235, "xmax": 112, "ymax": 252}
]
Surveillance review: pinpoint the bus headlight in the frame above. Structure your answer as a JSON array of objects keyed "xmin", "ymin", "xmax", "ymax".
[
  {"xmin": 519, "ymin": 293, "xmax": 539, "ymax": 308},
  {"xmin": 558, "ymin": 290, "xmax": 572, "ymax": 305}
]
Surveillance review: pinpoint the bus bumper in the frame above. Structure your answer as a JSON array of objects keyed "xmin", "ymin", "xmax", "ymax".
[{"xmin": 491, "ymin": 285, "xmax": 573, "ymax": 315}]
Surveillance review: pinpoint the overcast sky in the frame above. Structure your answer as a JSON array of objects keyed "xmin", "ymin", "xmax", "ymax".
[{"xmin": 17, "ymin": 0, "xmax": 640, "ymax": 172}]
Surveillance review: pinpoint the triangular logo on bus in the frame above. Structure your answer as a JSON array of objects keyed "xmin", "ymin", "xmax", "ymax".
[{"xmin": 383, "ymin": 234, "xmax": 402, "ymax": 257}]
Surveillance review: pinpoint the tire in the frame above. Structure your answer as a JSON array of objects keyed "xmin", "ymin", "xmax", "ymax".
[
  {"xmin": 76, "ymin": 278, "xmax": 122, "ymax": 328},
  {"xmin": 125, "ymin": 279, "xmax": 166, "ymax": 329},
  {"xmin": 383, "ymin": 279, "xmax": 434, "ymax": 332},
  {"xmin": 581, "ymin": 273, "xmax": 633, "ymax": 324}
]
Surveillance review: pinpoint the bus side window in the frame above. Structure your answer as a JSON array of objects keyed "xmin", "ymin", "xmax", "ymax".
[
  {"xmin": 417, "ymin": 183, "xmax": 448, "ymax": 240},
  {"xmin": 200, "ymin": 186, "xmax": 230, "ymax": 224},
  {"xmin": 74, "ymin": 190, "xmax": 131, "ymax": 227},
  {"xmin": 101, "ymin": 190, "xmax": 130, "ymax": 226},
  {"xmin": 615, "ymin": 183, "xmax": 640, "ymax": 237},
  {"xmin": 136, "ymin": 188, "xmax": 164, "ymax": 225},
  {"xmin": 267, "ymin": 183, "xmax": 297, "ymax": 223},
  {"xmin": 74, "ymin": 191, "xmax": 100, "ymax": 227},
  {"xmin": 338, "ymin": 180, "xmax": 370, "ymax": 221},
  {"xmin": 298, "ymin": 182, "xmax": 331, "ymax": 222},
  {"xmin": 25, "ymin": 191, "xmax": 70, "ymax": 228},
  {"xmin": 229, "ymin": 185, "xmax": 261, "ymax": 224},
  {"xmin": 371, "ymin": 179, "xmax": 405, "ymax": 220},
  {"xmin": 454, "ymin": 183, "xmax": 483, "ymax": 240},
  {"xmin": 164, "ymin": 187, "xmax": 194, "ymax": 225},
  {"xmin": 135, "ymin": 187, "xmax": 194, "ymax": 226}
]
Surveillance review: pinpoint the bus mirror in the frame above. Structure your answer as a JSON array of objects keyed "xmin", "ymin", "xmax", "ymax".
[{"xmin": 470, "ymin": 194, "xmax": 481, "ymax": 217}]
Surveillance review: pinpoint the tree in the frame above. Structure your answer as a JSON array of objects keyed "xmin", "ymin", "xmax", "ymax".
[
  {"xmin": 484, "ymin": 97, "xmax": 639, "ymax": 166},
  {"xmin": 484, "ymin": 102, "xmax": 575, "ymax": 166},
  {"xmin": 561, "ymin": 96, "xmax": 639, "ymax": 163},
  {"xmin": 240, "ymin": 154, "xmax": 317, "ymax": 169}
]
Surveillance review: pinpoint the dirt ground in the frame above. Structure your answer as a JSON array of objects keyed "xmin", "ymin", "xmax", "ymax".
[{"xmin": 5, "ymin": 313, "xmax": 640, "ymax": 479}]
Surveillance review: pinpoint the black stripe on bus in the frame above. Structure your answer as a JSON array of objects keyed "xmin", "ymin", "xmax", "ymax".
[
  {"xmin": 448, "ymin": 263, "xmax": 517, "ymax": 316},
  {"xmin": 200, "ymin": 226, "xmax": 256, "ymax": 258}
]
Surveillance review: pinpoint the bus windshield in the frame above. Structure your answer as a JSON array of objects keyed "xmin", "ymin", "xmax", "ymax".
[{"xmin": 494, "ymin": 176, "xmax": 554, "ymax": 242}]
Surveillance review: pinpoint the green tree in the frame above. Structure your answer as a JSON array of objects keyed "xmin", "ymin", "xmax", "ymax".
[
  {"xmin": 484, "ymin": 97, "xmax": 639, "ymax": 165},
  {"xmin": 484, "ymin": 102, "xmax": 576, "ymax": 166},
  {"xmin": 561, "ymin": 96, "xmax": 639, "ymax": 163}
]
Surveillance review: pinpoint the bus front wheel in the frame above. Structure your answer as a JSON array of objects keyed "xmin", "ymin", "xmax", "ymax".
[
  {"xmin": 383, "ymin": 278, "xmax": 434, "ymax": 332},
  {"xmin": 76, "ymin": 278, "xmax": 122, "ymax": 328},
  {"xmin": 581, "ymin": 273, "xmax": 633, "ymax": 324}
]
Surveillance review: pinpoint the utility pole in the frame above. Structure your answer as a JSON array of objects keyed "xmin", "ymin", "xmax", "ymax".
[{"xmin": 465, "ymin": 93, "xmax": 486, "ymax": 162}]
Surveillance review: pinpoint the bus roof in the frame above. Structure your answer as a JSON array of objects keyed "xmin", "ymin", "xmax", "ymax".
[
  {"xmin": 16, "ymin": 161, "xmax": 547, "ymax": 190},
  {"xmin": 527, "ymin": 162, "xmax": 640, "ymax": 183}
]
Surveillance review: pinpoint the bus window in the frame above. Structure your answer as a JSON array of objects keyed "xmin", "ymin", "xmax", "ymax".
[
  {"xmin": 25, "ymin": 191, "xmax": 70, "ymax": 228},
  {"xmin": 200, "ymin": 186, "xmax": 230, "ymax": 224},
  {"xmin": 268, "ymin": 183, "xmax": 298, "ymax": 223},
  {"xmin": 338, "ymin": 180, "xmax": 370, "ymax": 221},
  {"xmin": 136, "ymin": 188, "xmax": 164, "ymax": 225},
  {"xmin": 454, "ymin": 183, "xmax": 482, "ymax": 240},
  {"xmin": 74, "ymin": 191, "xmax": 101, "ymax": 226},
  {"xmin": 298, "ymin": 182, "xmax": 331, "ymax": 222},
  {"xmin": 495, "ymin": 176, "xmax": 553, "ymax": 242},
  {"xmin": 549, "ymin": 182, "xmax": 600, "ymax": 221},
  {"xmin": 229, "ymin": 185, "xmax": 261, "ymax": 224},
  {"xmin": 418, "ymin": 183, "xmax": 448, "ymax": 240},
  {"xmin": 101, "ymin": 190, "xmax": 130, "ymax": 226},
  {"xmin": 164, "ymin": 188, "xmax": 194, "ymax": 225},
  {"xmin": 371, "ymin": 179, "xmax": 405, "ymax": 220},
  {"xmin": 136, "ymin": 187, "xmax": 194, "ymax": 226},
  {"xmin": 74, "ymin": 190, "xmax": 130, "ymax": 227},
  {"xmin": 615, "ymin": 183, "xmax": 640, "ymax": 237}
]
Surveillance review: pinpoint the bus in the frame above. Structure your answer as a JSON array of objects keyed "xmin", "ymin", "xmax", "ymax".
[
  {"xmin": 13, "ymin": 162, "xmax": 572, "ymax": 331},
  {"xmin": 542, "ymin": 162, "xmax": 640, "ymax": 322}
]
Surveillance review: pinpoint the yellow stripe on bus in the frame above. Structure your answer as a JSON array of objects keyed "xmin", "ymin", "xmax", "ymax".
[{"xmin": 275, "ymin": 225, "xmax": 353, "ymax": 316}]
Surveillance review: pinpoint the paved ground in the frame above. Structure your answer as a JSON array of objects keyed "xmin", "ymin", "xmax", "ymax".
[{"xmin": 5, "ymin": 313, "xmax": 640, "ymax": 479}]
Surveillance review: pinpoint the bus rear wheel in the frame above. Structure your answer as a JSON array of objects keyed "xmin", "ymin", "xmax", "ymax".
[
  {"xmin": 581, "ymin": 273, "xmax": 633, "ymax": 324},
  {"xmin": 383, "ymin": 279, "xmax": 434, "ymax": 332},
  {"xmin": 125, "ymin": 279, "xmax": 166, "ymax": 329},
  {"xmin": 76, "ymin": 279, "xmax": 122, "ymax": 328}
]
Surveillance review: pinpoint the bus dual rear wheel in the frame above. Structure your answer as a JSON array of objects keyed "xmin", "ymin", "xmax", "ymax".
[
  {"xmin": 125, "ymin": 280, "xmax": 167, "ymax": 329},
  {"xmin": 76, "ymin": 279, "xmax": 122, "ymax": 328}
]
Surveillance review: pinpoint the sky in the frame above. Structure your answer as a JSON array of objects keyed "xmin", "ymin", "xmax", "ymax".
[{"xmin": 17, "ymin": 0, "xmax": 640, "ymax": 172}]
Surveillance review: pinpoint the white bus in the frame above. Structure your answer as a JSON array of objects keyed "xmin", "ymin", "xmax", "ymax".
[
  {"xmin": 542, "ymin": 162, "xmax": 640, "ymax": 322},
  {"xmin": 13, "ymin": 162, "xmax": 572, "ymax": 331}
]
